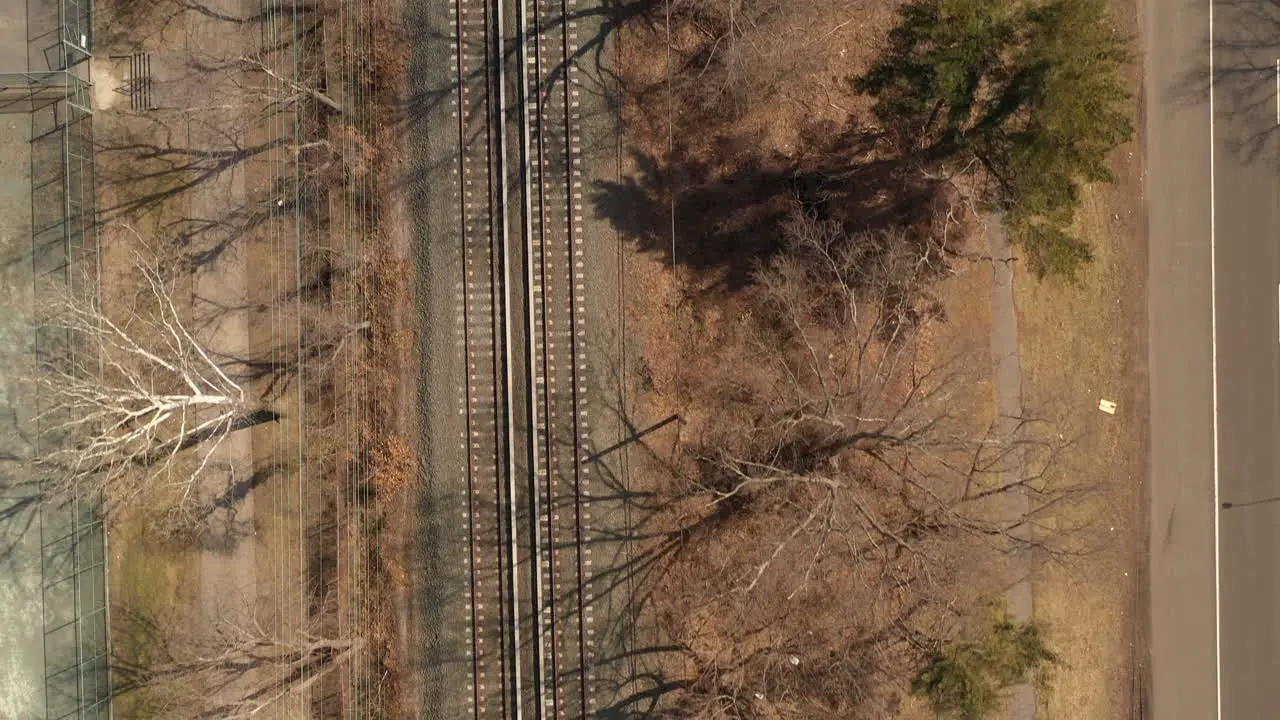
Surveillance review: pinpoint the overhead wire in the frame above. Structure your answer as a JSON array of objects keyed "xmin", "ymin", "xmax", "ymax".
[
  {"xmin": 265, "ymin": 0, "xmax": 289, "ymax": 709},
  {"xmin": 341, "ymin": 0, "xmax": 354, "ymax": 712},
  {"xmin": 291, "ymin": 0, "xmax": 307, "ymax": 708}
]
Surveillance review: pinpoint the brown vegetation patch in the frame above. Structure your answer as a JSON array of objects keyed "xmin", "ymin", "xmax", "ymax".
[
  {"xmin": 1013, "ymin": 131, "xmax": 1147, "ymax": 719},
  {"xmin": 604, "ymin": 0, "xmax": 951, "ymax": 294},
  {"xmin": 352, "ymin": 0, "xmax": 415, "ymax": 713},
  {"xmin": 609, "ymin": 0, "xmax": 1140, "ymax": 716},
  {"xmin": 91, "ymin": 0, "xmax": 413, "ymax": 714},
  {"xmin": 618, "ymin": 210, "xmax": 1078, "ymax": 716}
]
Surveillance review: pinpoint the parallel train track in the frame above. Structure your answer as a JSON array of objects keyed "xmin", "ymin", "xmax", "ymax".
[
  {"xmin": 451, "ymin": 0, "xmax": 592, "ymax": 717},
  {"xmin": 453, "ymin": 0, "xmax": 517, "ymax": 716},
  {"xmin": 522, "ymin": 0, "xmax": 593, "ymax": 717}
]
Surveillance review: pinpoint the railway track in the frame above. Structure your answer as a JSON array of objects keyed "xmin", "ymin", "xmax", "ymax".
[
  {"xmin": 522, "ymin": 0, "xmax": 593, "ymax": 718},
  {"xmin": 453, "ymin": 0, "xmax": 519, "ymax": 717},
  {"xmin": 448, "ymin": 0, "xmax": 591, "ymax": 716}
]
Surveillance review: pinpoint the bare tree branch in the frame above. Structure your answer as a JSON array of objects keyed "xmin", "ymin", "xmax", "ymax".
[
  {"xmin": 113, "ymin": 606, "xmax": 362, "ymax": 719},
  {"xmin": 30, "ymin": 241, "xmax": 265, "ymax": 517}
]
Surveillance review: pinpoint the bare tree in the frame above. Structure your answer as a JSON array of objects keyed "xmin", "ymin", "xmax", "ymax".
[
  {"xmin": 113, "ymin": 607, "xmax": 362, "ymax": 719},
  {"xmin": 236, "ymin": 53, "xmax": 343, "ymax": 114},
  {"xmin": 31, "ymin": 248, "xmax": 270, "ymax": 516},
  {"xmin": 657, "ymin": 214, "xmax": 1086, "ymax": 716},
  {"xmin": 663, "ymin": 636, "xmax": 902, "ymax": 720},
  {"xmin": 667, "ymin": 0, "xmax": 821, "ymax": 119},
  {"xmin": 686, "ymin": 214, "xmax": 1080, "ymax": 591}
]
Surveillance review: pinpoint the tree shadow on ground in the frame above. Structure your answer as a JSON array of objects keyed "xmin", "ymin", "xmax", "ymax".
[
  {"xmin": 591, "ymin": 120, "xmax": 947, "ymax": 293},
  {"xmin": 93, "ymin": 5, "xmax": 335, "ymax": 236},
  {"xmin": 0, "ymin": 483, "xmax": 42, "ymax": 568},
  {"xmin": 194, "ymin": 283, "xmax": 372, "ymax": 403},
  {"xmin": 187, "ymin": 461, "xmax": 282, "ymax": 554},
  {"xmin": 575, "ymin": 448, "xmax": 691, "ymax": 717},
  {"xmin": 398, "ymin": 0, "xmax": 653, "ymax": 130},
  {"xmin": 95, "ymin": 0, "xmax": 325, "ymax": 52},
  {"xmin": 397, "ymin": 0, "xmax": 656, "ymax": 196},
  {"xmin": 1170, "ymin": 0, "xmax": 1280, "ymax": 163},
  {"xmin": 95, "ymin": 114, "xmax": 290, "ymax": 222},
  {"xmin": 160, "ymin": 207, "xmax": 271, "ymax": 273}
]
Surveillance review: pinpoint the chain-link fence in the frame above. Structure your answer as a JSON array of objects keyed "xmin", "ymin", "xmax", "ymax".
[
  {"xmin": 0, "ymin": 0, "xmax": 105, "ymax": 717},
  {"xmin": 27, "ymin": 70, "xmax": 95, "ymax": 296},
  {"xmin": 38, "ymin": 490, "xmax": 109, "ymax": 720}
]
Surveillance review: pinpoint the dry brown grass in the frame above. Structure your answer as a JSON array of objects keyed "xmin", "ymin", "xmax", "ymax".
[
  {"xmin": 347, "ymin": 0, "xmax": 415, "ymax": 713},
  {"xmin": 613, "ymin": 0, "xmax": 1145, "ymax": 716},
  {"xmin": 93, "ymin": 0, "xmax": 416, "ymax": 715},
  {"xmin": 619, "ymin": 0, "xmax": 897, "ymax": 165},
  {"xmin": 1004, "ymin": 0, "xmax": 1146, "ymax": 715},
  {"xmin": 370, "ymin": 436, "xmax": 414, "ymax": 502},
  {"xmin": 1012, "ymin": 115, "xmax": 1146, "ymax": 720}
]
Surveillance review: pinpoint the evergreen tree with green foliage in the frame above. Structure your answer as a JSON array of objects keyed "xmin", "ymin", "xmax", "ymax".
[
  {"xmin": 855, "ymin": 0, "xmax": 1132, "ymax": 279},
  {"xmin": 912, "ymin": 615, "xmax": 1059, "ymax": 719}
]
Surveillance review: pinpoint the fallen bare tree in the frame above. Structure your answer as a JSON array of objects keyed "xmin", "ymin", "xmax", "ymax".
[{"xmin": 30, "ymin": 248, "xmax": 273, "ymax": 517}]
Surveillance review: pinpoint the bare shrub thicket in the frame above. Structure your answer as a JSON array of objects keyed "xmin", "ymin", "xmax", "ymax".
[
  {"xmin": 292, "ymin": 0, "xmax": 410, "ymax": 712},
  {"xmin": 655, "ymin": 214, "xmax": 1084, "ymax": 717},
  {"xmin": 666, "ymin": 0, "xmax": 829, "ymax": 121},
  {"xmin": 86, "ymin": 0, "xmax": 402, "ymax": 711}
]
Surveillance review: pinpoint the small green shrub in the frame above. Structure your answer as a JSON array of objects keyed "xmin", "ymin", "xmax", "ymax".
[{"xmin": 912, "ymin": 615, "xmax": 1058, "ymax": 719}]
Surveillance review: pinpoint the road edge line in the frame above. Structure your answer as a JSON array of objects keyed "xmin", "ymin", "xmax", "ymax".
[{"xmin": 1208, "ymin": 0, "xmax": 1222, "ymax": 717}]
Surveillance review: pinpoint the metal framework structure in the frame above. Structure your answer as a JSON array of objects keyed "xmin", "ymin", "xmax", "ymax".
[
  {"xmin": 1, "ymin": 0, "xmax": 105, "ymax": 717},
  {"xmin": 37, "ymin": 488, "xmax": 109, "ymax": 720}
]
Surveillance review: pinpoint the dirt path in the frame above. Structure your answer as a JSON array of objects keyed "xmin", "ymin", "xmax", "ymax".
[
  {"xmin": 178, "ymin": 0, "xmax": 260, "ymax": 632},
  {"xmin": 987, "ymin": 216, "xmax": 1036, "ymax": 719}
]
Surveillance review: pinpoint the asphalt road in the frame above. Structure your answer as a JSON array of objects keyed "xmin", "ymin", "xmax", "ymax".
[
  {"xmin": 1149, "ymin": 0, "xmax": 1280, "ymax": 717},
  {"xmin": 1211, "ymin": 0, "xmax": 1280, "ymax": 715}
]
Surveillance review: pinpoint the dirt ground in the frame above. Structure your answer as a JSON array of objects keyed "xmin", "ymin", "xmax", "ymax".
[
  {"xmin": 610, "ymin": 0, "xmax": 1148, "ymax": 716},
  {"xmin": 96, "ymin": 0, "xmax": 402, "ymax": 715},
  {"xmin": 95, "ymin": 0, "xmax": 303, "ymax": 712},
  {"xmin": 1010, "ymin": 0, "xmax": 1148, "ymax": 715}
]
